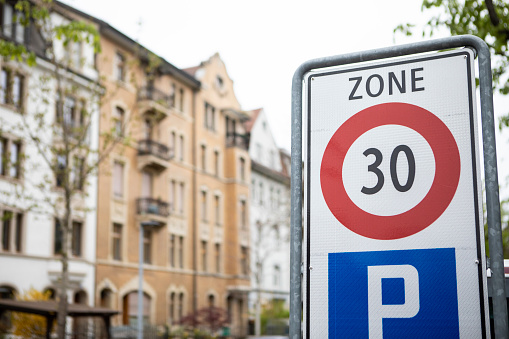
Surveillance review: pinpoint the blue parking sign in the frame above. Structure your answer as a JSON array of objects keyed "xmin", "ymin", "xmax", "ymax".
[{"xmin": 328, "ymin": 248, "xmax": 459, "ymax": 338}]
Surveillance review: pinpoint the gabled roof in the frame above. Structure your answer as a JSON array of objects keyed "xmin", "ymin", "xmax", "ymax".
[
  {"xmin": 243, "ymin": 108, "xmax": 263, "ymax": 133},
  {"xmin": 183, "ymin": 65, "xmax": 201, "ymax": 77}
]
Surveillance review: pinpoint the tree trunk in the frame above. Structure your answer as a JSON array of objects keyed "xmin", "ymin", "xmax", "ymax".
[
  {"xmin": 57, "ymin": 189, "xmax": 72, "ymax": 338},
  {"xmin": 255, "ymin": 288, "xmax": 261, "ymax": 336}
]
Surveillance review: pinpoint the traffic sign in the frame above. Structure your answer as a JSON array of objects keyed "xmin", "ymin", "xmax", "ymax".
[{"xmin": 304, "ymin": 49, "xmax": 489, "ymax": 338}]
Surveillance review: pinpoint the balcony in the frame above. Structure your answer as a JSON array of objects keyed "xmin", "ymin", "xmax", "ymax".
[
  {"xmin": 137, "ymin": 197, "xmax": 170, "ymax": 225},
  {"xmin": 137, "ymin": 86, "xmax": 175, "ymax": 121},
  {"xmin": 226, "ymin": 132, "xmax": 249, "ymax": 150},
  {"xmin": 137, "ymin": 139, "xmax": 173, "ymax": 171}
]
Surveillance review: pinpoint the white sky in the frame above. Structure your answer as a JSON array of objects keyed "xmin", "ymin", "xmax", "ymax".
[{"xmin": 60, "ymin": 0, "xmax": 509, "ymax": 195}]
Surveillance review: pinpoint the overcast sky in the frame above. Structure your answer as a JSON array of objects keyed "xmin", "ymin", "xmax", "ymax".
[
  {"xmin": 60, "ymin": 0, "xmax": 509, "ymax": 192},
  {"xmin": 59, "ymin": 0, "xmax": 438, "ymax": 150}
]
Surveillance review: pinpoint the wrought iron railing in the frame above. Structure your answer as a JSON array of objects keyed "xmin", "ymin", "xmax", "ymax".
[
  {"xmin": 137, "ymin": 198, "xmax": 170, "ymax": 217},
  {"xmin": 137, "ymin": 86, "xmax": 175, "ymax": 108},
  {"xmin": 225, "ymin": 132, "xmax": 249, "ymax": 150},
  {"xmin": 138, "ymin": 139, "xmax": 173, "ymax": 161}
]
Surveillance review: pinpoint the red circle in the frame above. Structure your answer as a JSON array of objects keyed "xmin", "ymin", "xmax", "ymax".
[{"xmin": 320, "ymin": 102, "xmax": 460, "ymax": 240}]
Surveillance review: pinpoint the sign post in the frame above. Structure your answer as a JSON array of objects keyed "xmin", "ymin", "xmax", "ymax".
[{"xmin": 290, "ymin": 36, "xmax": 508, "ymax": 338}]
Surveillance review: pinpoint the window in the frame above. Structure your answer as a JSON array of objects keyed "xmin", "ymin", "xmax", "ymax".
[
  {"xmin": 170, "ymin": 83, "xmax": 176, "ymax": 107},
  {"xmin": 112, "ymin": 223, "xmax": 122, "ymax": 261},
  {"xmin": 259, "ymin": 182, "xmax": 263, "ymax": 205},
  {"xmin": 113, "ymin": 161, "xmax": 124, "ymax": 198},
  {"xmin": 63, "ymin": 96, "xmax": 76, "ymax": 128},
  {"xmin": 240, "ymin": 246, "xmax": 248, "ymax": 275},
  {"xmin": 178, "ymin": 88, "xmax": 184, "ymax": 112},
  {"xmin": 216, "ymin": 75, "xmax": 224, "ymax": 89},
  {"xmin": 269, "ymin": 186, "xmax": 274, "ymax": 209},
  {"xmin": 256, "ymin": 143, "xmax": 262, "ymax": 162},
  {"xmin": 201, "ymin": 241, "xmax": 207, "ymax": 271},
  {"xmin": 169, "ymin": 234, "xmax": 175, "ymax": 267},
  {"xmin": 1, "ymin": 3, "xmax": 25, "ymax": 43},
  {"xmin": 178, "ymin": 183, "xmax": 184, "ymax": 214},
  {"xmin": 214, "ymin": 195, "xmax": 220, "ymax": 225},
  {"xmin": 72, "ymin": 156, "xmax": 84, "ymax": 190},
  {"xmin": 251, "ymin": 179, "xmax": 256, "ymax": 202},
  {"xmin": 178, "ymin": 293, "xmax": 184, "ymax": 320},
  {"xmin": 179, "ymin": 135, "xmax": 184, "ymax": 162},
  {"xmin": 114, "ymin": 107, "xmax": 125, "ymax": 136},
  {"xmin": 66, "ymin": 40, "xmax": 82, "ymax": 69},
  {"xmin": 55, "ymin": 154, "xmax": 66, "ymax": 187},
  {"xmin": 123, "ymin": 292, "xmax": 150, "ymax": 326},
  {"xmin": 143, "ymin": 119, "xmax": 152, "ymax": 140},
  {"xmin": 170, "ymin": 131, "xmax": 176, "ymax": 152},
  {"xmin": 141, "ymin": 171, "xmax": 153, "ymax": 198},
  {"xmin": 178, "ymin": 236, "xmax": 184, "ymax": 268},
  {"xmin": 143, "ymin": 230, "xmax": 152, "ymax": 264},
  {"xmin": 239, "ymin": 157, "xmax": 245, "ymax": 181},
  {"xmin": 54, "ymin": 219, "xmax": 82, "ymax": 257},
  {"xmin": 274, "ymin": 265, "xmax": 281, "ymax": 287},
  {"xmin": 71, "ymin": 221, "xmax": 82, "ymax": 257},
  {"xmin": 201, "ymin": 145, "xmax": 206, "ymax": 171},
  {"xmin": 1, "ymin": 210, "xmax": 22, "ymax": 252},
  {"xmin": 54, "ymin": 219, "xmax": 62, "ymax": 254},
  {"xmin": 0, "ymin": 68, "xmax": 24, "ymax": 108},
  {"xmin": 225, "ymin": 116, "xmax": 236, "ymax": 136},
  {"xmin": 14, "ymin": 213, "xmax": 22, "ymax": 252},
  {"xmin": 201, "ymin": 191, "xmax": 207, "ymax": 222},
  {"xmin": 0, "ymin": 140, "xmax": 21, "ymax": 179},
  {"xmin": 240, "ymin": 200, "xmax": 247, "ymax": 230},
  {"xmin": 204, "ymin": 102, "xmax": 216, "ymax": 131},
  {"xmin": 214, "ymin": 151, "xmax": 219, "ymax": 177},
  {"xmin": 169, "ymin": 292, "xmax": 175, "ymax": 322},
  {"xmin": 215, "ymin": 243, "xmax": 221, "ymax": 273},
  {"xmin": 170, "ymin": 180, "xmax": 176, "ymax": 212},
  {"xmin": 114, "ymin": 52, "xmax": 125, "ymax": 81}
]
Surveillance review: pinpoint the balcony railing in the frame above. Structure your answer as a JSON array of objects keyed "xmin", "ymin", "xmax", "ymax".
[
  {"xmin": 137, "ymin": 86, "xmax": 175, "ymax": 108},
  {"xmin": 138, "ymin": 139, "xmax": 173, "ymax": 161},
  {"xmin": 137, "ymin": 198, "xmax": 170, "ymax": 217},
  {"xmin": 226, "ymin": 132, "xmax": 249, "ymax": 150}
]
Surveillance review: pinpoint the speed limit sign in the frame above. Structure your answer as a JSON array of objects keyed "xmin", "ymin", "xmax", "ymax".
[{"xmin": 304, "ymin": 49, "xmax": 489, "ymax": 338}]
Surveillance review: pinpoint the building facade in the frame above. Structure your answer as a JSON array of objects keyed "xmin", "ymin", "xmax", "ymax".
[
  {"xmin": 94, "ymin": 20, "xmax": 251, "ymax": 335},
  {"xmin": 245, "ymin": 108, "xmax": 290, "ymax": 334},
  {"xmin": 0, "ymin": 0, "xmax": 100, "ymax": 312}
]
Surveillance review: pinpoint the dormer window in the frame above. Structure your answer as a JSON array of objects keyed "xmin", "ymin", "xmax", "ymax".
[{"xmin": 216, "ymin": 76, "xmax": 224, "ymax": 89}]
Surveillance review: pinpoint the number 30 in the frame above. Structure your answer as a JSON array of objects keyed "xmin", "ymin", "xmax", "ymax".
[{"xmin": 361, "ymin": 145, "xmax": 416, "ymax": 195}]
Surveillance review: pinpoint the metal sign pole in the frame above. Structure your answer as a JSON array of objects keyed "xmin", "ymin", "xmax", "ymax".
[{"xmin": 290, "ymin": 34, "xmax": 508, "ymax": 338}]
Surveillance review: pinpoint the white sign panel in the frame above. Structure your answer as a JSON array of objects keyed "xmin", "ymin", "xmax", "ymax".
[{"xmin": 304, "ymin": 49, "xmax": 489, "ymax": 338}]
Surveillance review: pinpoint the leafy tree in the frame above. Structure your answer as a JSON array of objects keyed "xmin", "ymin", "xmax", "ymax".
[
  {"xmin": 0, "ymin": 1, "xmax": 110, "ymax": 337},
  {"xmin": 11, "ymin": 288, "xmax": 53, "ymax": 338},
  {"xmin": 395, "ymin": 0, "xmax": 509, "ymax": 128},
  {"xmin": 179, "ymin": 306, "xmax": 229, "ymax": 334}
]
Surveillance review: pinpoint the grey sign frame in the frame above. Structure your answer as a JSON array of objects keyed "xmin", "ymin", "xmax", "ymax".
[{"xmin": 290, "ymin": 35, "xmax": 508, "ymax": 338}]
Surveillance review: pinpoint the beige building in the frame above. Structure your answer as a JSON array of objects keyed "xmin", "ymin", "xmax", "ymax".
[{"xmin": 93, "ymin": 18, "xmax": 251, "ymax": 336}]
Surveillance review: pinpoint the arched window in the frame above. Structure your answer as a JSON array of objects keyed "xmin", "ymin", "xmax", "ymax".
[
  {"xmin": 169, "ymin": 292, "xmax": 175, "ymax": 324},
  {"xmin": 74, "ymin": 290, "xmax": 87, "ymax": 305},
  {"xmin": 178, "ymin": 293, "xmax": 184, "ymax": 321},
  {"xmin": 123, "ymin": 291, "xmax": 151, "ymax": 326},
  {"xmin": 100, "ymin": 288, "xmax": 113, "ymax": 309},
  {"xmin": 0, "ymin": 285, "xmax": 16, "ymax": 329}
]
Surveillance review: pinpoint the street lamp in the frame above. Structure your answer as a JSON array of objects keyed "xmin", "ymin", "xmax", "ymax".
[{"xmin": 138, "ymin": 220, "xmax": 160, "ymax": 339}]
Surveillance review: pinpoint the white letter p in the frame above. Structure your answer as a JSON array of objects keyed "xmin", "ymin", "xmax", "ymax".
[{"xmin": 367, "ymin": 264, "xmax": 420, "ymax": 339}]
